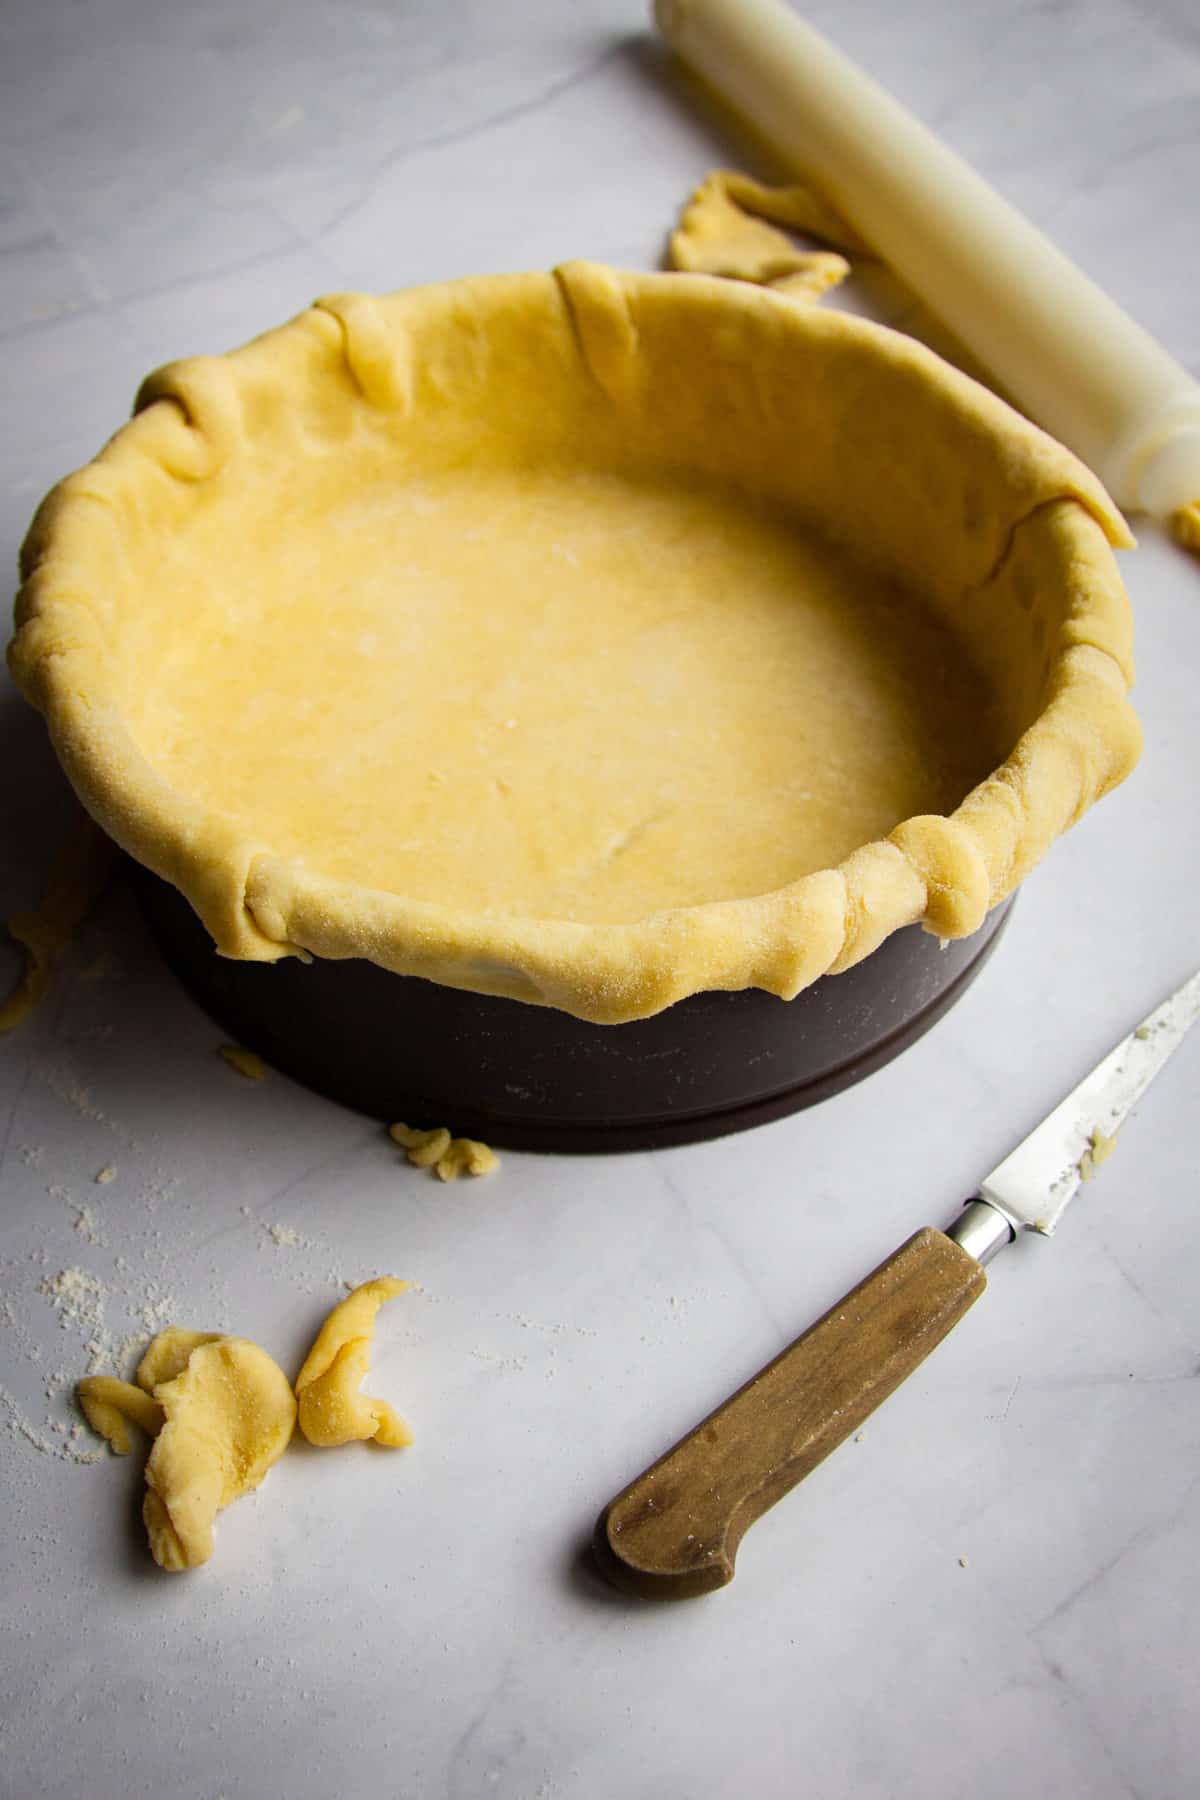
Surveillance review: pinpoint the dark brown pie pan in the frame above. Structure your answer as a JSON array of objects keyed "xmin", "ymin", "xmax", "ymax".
[{"xmin": 132, "ymin": 860, "xmax": 1012, "ymax": 1152}]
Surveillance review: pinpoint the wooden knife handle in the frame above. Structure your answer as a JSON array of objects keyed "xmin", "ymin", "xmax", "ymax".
[{"xmin": 593, "ymin": 1227, "xmax": 986, "ymax": 1599}]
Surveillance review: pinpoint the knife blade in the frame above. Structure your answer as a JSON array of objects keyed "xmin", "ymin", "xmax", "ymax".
[
  {"xmin": 593, "ymin": 969, "xmax": 1200, "ymax": 1600},
  {"xmin": 977, "ymin": 965, "xmax": 1200, "ymax": 1237}
]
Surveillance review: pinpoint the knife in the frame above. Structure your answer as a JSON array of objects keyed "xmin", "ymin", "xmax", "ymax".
[{"xmin": 593, "ymin": 968, "xmax": 1200, "ymax": 1599}]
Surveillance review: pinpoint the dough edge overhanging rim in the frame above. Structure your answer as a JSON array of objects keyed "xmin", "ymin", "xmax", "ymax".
[{"xmin": 9, "ymin": 263, "xmax": 1142, "ymax": 1025}]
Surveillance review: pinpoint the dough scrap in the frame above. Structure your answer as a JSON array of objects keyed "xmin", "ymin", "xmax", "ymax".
[
  {"xmin": 218, "ymin": 1044, "xmax": 266, "ymax": 1081},
  {"xmin": 1170, "ymin": 499, "xmax": 1200, "ymax": 557},
  {"xmin": 388, "ymin": 1123, "xmax": 452, "ymax": 1169},
  {"xmin": 76, "ymin": 1376, "xmax": 164, "ymax": 1454},
  {"xmin": 295, "ymin": 1278, "xmax": 412, "ymax": 1449},
  {"xmin": 77, "ymin": 1327, "xmax": 295, "ymax": 1570},
  {"xmin": 0, "ymin": 814, "xmax": 113, "ymax": 1034},
  {"xmin": 668, "ymin": 168, "xmax": 864, "ymax": 300},
  {"xmin": 143, "ymin": 1337, "xmax": 296, "ymax": 1571},
  {"xmin": 389, "ymin": 1122, "xmax": 498, "ymax": 1182},
  {"xmin": 433, "ymin": 1138, "xmax": 498, "ymax": 1183},
  {"xmin": 1079, "ymin": 1126, "xmax": 1118, "ymax": 1182}
]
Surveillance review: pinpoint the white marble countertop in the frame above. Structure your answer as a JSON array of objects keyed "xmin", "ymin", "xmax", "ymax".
[{"xmin": 1, "ymin": 2, "xmax": 1197, "ymax": 1796}]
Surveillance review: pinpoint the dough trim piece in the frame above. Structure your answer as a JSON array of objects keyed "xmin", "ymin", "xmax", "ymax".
[
  {"xmin": 389, "ymin": 1122, "xmax": 499, "ymax": 1182},
  {"xmin": 672, "ymin": 170, "xmax": 1200, "ymax": 565},
  {"xmin": 144, "ymin": 1338, "xmax": 296, "ymax": 1570},
  {"xmin": 433, "ymin": 1137, "xmax": 499, "ymax": 1182},
  {"xmin": 1170, "ymin": 498, "xmax": 1200, "ymax": 557},
  {"xmin": 294, "ymin": 1277, "xmax": 412, "ymax": 1449},
  {"xmin": 10, "ymin": 263, "xmax": 1140, "ymax": 1024},
  {"xmin": 668, "ymin": 168, "xmax": 860, "ymax": 300},
  {"xmin": 79, "ymin": 1325, "xmax": 295, "ymax": 1571},
  {"xmin": 218, "ymin": 1044, "xmax": 267, "ymax": 1081},
  {"xmin": 76, "ymin": 1376, "xmax": 164, "ymax": 1455},
  {"xmin": 389, "ymin": 1124, "xmax": 451, "ymax": 1169},
  {"xmin": 77, "ymin": 1293, "xmax": 417, "ymax": 1570}
]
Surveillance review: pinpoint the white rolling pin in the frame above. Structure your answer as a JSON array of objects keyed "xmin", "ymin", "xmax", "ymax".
[{"xmin": 653, "ymin": 0, "xmax": 1200, "ymax": 526}]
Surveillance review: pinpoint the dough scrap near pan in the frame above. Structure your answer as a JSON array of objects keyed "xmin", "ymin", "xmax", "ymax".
[
  {"xmin": 76, "ymin": 1375, "xmax": 164, "ymax": 1455},
  {"xmin": 76, "ymin": 1287, "xmax": 415, "ymax": 1570},
  {"xmin": 294, "ymin": 1277, "xmax": 412, "ymax": 1449}
]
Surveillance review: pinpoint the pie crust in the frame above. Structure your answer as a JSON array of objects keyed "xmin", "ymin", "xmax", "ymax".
[{"xmin": 10, "ymin": 263, "xmax": 1141, "ymax": 1024}]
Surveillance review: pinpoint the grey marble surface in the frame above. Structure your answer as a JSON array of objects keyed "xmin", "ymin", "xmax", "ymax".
[{"xmin": 1, "ymin": 3, "xmax": 1197, "ymax": 1797}]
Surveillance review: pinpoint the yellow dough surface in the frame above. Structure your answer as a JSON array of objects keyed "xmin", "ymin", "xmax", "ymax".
[
  {"xmin": 12, "ymin": 265, "xmax": 1141, "ymax": 1022},
  {"xmin": 295, "ymin": 1277, "xmax": 411, "ymax": 1449},
  {"xmin": 127, "ymin": 466, "xmax": 1002, "ymax": 927},
  {"xmin": 76, "ymin": 1376, "xmax": 164, "ymax": 1454},
  {"xmin": 0, "ymin": 814, "xmax": 113, "ymax": 1034}
]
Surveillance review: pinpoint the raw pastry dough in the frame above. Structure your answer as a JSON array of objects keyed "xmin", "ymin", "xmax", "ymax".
[
  {"xmin": 11, "ymin": 263, "xmax": 1141, "ymax": 1023},
  {"xmin": 389, "ymin": 1122, "xmax": 498, "ymax": 1181},
  {"xmin": 295, "ymin": 1277, "xmax": 412, "ymax": 1449},
  {"xmin": 80, "ymin": 1326, "xmax": 295, "ymax": 1571},
  {"xmin": 0, "ymin": 814, "xmax": 113, "ymax": 1034},
  {"xmin": 1079, "ymin": 1125, "xmax": 1118, "ymax": 1182},
  {"xmin": 1171, "ymin": 499, "xmax": 1200, "ymax": 555},
  {"xmin": 136, "ymin": 1326, "xmax": 223, "ymax": 1390},
  {"xmin": 389, "ymin": 1124, "xmax": 452, "ymax": 1169},
  {"xmin": 143, "ymin": 1337, "xmax": 296, "ymax": 1571},
  {"xmin": 431, "ymin": 1138, "xmax": 498, "ymax": 1183},
  {"xmin": 76, "ymin": 1376, "xmax": 163, "ymax": 1454},
  {"xmin": 668, "ymin": 167, "xmax": 859, "ymax": 299},
  {"xmin": 218, "ymin": 1044, "xmax": 266, "ymax": 1081}
]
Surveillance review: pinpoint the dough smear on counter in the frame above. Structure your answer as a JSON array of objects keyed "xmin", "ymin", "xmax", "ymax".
[{"xmin": 295, "ymin": 1277, "xmax": 411, "ymax": 1448}]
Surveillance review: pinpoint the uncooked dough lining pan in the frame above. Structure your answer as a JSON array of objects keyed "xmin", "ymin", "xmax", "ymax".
[{"xmin": 131, "ymin": 860, "xmax": 1012, "ymax": 1151}]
